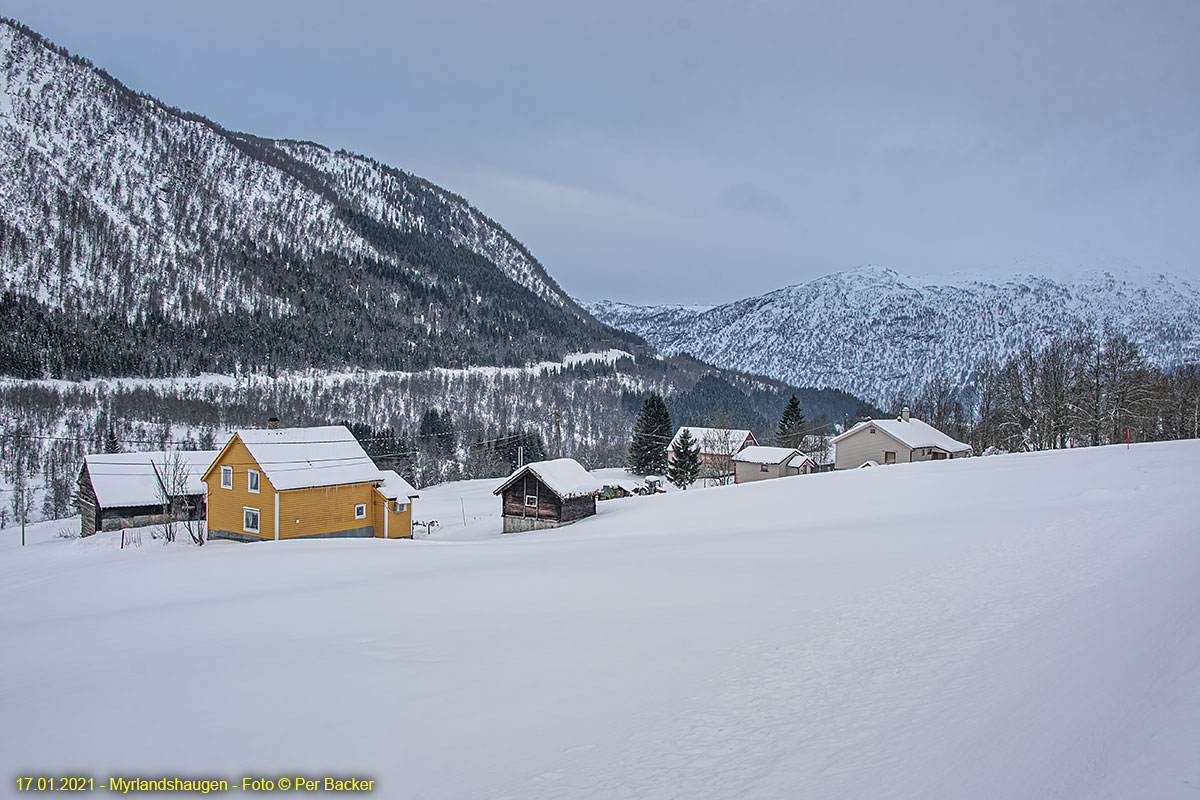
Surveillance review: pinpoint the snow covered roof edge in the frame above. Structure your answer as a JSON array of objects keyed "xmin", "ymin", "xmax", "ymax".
[
  {"xmin": 831, "ymin": 417, "xmax": 971, "ymax": 452},
  {"xmin": 493, "ymin": 458, "xmax": 602, "ymax": 499}
]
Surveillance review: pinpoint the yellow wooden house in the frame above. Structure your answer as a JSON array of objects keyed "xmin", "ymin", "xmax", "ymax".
[{"xmin": 202, "ymin": 425, "xmax": 418, "ymax": 542}]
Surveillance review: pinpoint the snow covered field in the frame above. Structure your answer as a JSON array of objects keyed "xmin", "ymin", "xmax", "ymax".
[{"xmin": 2, "ymin": 442, "xmax": 1198, "ymax": 799}]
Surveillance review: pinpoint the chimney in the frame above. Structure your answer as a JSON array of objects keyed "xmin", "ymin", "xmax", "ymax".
[
  {"xmin": 901, "ymin": 407, "xmax": 911, "ymax": 422},
  {"xmin": 267, "ymin": 417, "xmax": 280, "ymax": 430}
]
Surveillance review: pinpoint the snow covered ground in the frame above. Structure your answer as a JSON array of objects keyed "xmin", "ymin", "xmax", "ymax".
[
  {"xmin": 0, "ymin": 349, "xmax": 634, "ymax": 396},
  {"xmin": 2, "ymin": 442, "xmax": 1198, "ymax": 799}
]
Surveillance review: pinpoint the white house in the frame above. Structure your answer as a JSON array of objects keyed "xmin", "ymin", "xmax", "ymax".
[
  {"xmin": 832, "ymin": 408, "xmax": 971, "ymax": 470},
  {"xmin": 732, "ymin": 446, "xmax": 817, "ymax": 484}
]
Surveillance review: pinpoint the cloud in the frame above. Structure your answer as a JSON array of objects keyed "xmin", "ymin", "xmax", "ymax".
[{"xmin": 718, "ymin": 184, "xmax": 790, "ymax": 218}]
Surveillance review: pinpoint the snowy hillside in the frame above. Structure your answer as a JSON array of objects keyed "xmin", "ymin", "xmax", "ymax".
[
  {"xmin": 3, "ymin": 347, "xmax": 871, "ymax": 525},
  {"xmin": 3, "ymin": 441, "xmax": 1197, "ymax": 799},
  {"xmin": 582, "ymin": 267, "xmax": 1200, "ymax": 402},
  {"xmin": 0, "ymin": 18, "xmax": 617, "ymax": 377}
]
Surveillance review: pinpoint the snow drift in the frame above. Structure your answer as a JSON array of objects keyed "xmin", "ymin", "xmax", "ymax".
[{"xmin": 2, "ymin": 441, "xmax": 1198, "ymax": 799}]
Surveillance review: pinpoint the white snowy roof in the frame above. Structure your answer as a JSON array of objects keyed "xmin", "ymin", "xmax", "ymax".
[
  {"xmin": 494, "ymin": 458, "xmax": 602, "ymax": 500},
  {"xmin": 669, "ymin": 427, "xmax": 755, "ymax": 453},
  {"xmin": 376, "ymin": 470, "xmax": 419, "ymax": 501},
  {"xmin": 832, "ymin": 417, "xmax": 972, "ymax": 453},
  {"xmin": 732, "ymin": 446, "xmax": 800, "ymax": 464},
  {"xmin": 786, "ymin": 452, "xmax": 816, "ymax": 468},
  {"xmin": 84, "ymin": 450, "xmax": 220, "ymax": 509},
  {"xmin": 230, "ymin": 425, "xmax": 383, "ymax": 492}
]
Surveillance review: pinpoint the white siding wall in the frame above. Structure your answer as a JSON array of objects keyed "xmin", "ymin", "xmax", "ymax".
[
  {"xmin": 834, "ymin": 428, "xmax": 913, "ymax": 469},
  {"xmin": 735, "ymin": 462, "xmax": 797, "ymax": 484}
]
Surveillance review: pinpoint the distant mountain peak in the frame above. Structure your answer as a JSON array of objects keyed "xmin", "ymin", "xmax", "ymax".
[{"xmin": 583, "ymin": 268, "xmax": 1200, "ymax": 403}]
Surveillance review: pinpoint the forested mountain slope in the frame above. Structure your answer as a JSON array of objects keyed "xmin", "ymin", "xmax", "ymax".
[{"xmin": 0, "ymin": 17, "xmax": 622, "ymax": 378}]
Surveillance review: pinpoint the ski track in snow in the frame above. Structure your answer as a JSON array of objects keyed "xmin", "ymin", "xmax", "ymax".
[{"xmin": 1, "ymin": 442, "xmax": 1198, "ymax": 799}]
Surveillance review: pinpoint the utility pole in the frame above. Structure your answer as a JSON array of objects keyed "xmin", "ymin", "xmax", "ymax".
[{"xmin": 555, "ymin": 410, "xmax": 564, "ymax": 458}]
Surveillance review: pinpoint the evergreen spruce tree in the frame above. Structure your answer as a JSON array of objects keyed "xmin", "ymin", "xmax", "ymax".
[
  {"xmin": 104, "ymin": 426, "xmax": 120, "ymax": 454},
  {"xmin": 628, "ymin": 393, "xmax": 672, "ymax": 475},
  {"xmin": 666, "ymin": 427, "xmax": 701, "ymax": 489},
  {"xmin": 776, "ymin": 394, "xmax": 805, "ymax": 448}
]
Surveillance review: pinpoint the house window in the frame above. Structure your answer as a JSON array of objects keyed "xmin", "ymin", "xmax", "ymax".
[
  {"xmin": 354, "ymin": 503, "xmax": 367, "ymax": 519},
  {"xmin": 247, "ymin": 469, "xmax": 260, "ymax": 494},
  {"xmin": 759, "ymin": 464, "xmax": 769, "ymax": 472},
  {"xmin": 884, "ymin": 451, "xmax": 896, "ymax": 464},
  {"xmin": 869, "ymin": 427, "xmax": 876, "ymax": 434},
  {"xmin": 221, "ymin": 466, "xmax": 233, "ymax": 489},
  {"xmin": 243, "ymin": 507, "xmax": 260, "ymax": 533},
  {"xmin": 525, "ymin": 495, "xmax": 538, "ymax": 508},
  {"xmin": 394, "ymin": 502, "xmax": 407, "ymax": 513}
]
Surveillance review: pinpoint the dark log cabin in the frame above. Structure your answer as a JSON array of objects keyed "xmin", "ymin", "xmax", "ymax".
[{"xmin": 493, "ymin": 458, "xmax": 601, "ymax": 533}]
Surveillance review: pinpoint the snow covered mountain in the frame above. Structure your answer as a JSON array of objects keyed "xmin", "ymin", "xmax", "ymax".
[
  {"xmin": 582, "ymin": 267, "xmax": 1200, "ymax": 403},
  {"xmin": 0, "ymin": 18, "xmax": 616, "ymax": 378}
]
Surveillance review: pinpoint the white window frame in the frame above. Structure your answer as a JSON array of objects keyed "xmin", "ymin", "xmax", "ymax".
[
  {"xmin": 394, "ymin": 502, "xmax": 407, "ymax": 513},
  {"xmin": 243, "ymin": 507, "xmax": 260, "ymax": 533},
  {"xmin": 355, "ymin": 503, "xmax": 367, "ymax": 520},
  {"xmin": 220, "ymin": 466, "xmax": 233, "ymax": 489},
  {"xmin": 247, "ymin": 469, "xmax": 260, "ymax": 494},
  {"xmin": 525, "ymin": 495, "xmax": 538, "ymax": 508}
]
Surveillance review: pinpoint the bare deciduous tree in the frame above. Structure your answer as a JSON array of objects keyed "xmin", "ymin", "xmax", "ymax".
[
  {"xmin": 154, "ymin": 449, "xmax": 203, "ymax": 545},
  {"xmin": 699, "ymin": 411, "xmax": 743, "ymax": 486}
]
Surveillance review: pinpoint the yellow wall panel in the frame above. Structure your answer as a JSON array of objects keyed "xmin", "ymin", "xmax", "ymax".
[
  {"xmin": 278, "ymin": 482, "xmax": 378, "ymax": 539},
  {"xmin": 204, "ymin": 437, "xmax": 276, "ymax": 540}
]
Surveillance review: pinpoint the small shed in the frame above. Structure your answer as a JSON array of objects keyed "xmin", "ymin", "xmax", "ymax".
[
  {"xmin": 78, "ymin": 450, "xmax": 219, "ymax": 537},
  {"xmin": 493, "ymin": 458, "xmax": 602, "ymax": 533}
]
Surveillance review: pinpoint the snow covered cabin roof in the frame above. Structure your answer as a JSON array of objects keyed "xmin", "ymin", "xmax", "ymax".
[
  {"xmin": 376, "ymin": 470, "xmax": 419, "ymax": 501},
  {"xmin": 732, "ymin": 446, "xmax": 800, "ymax": 464},
  {"xmin": 217, "ymin": 425, "xmax": 383, "ymax": 492},
  {"xmin": 786, "ymin": 452, "xmax": 816, "ymax": 469},
  {"xmin": 83, "ymin": 450, "xmax": 220, "ymax": 509},
  {"xmin": 669, "ymin": 427, "xmax": 756, "ymax": 453},
  {"xmin": 493, "ymin": 458, "xmax": 603, "ymax": 500},
  {"xmin": 831, "ymin": 417, "xmax": 972, "ymax": 453}
]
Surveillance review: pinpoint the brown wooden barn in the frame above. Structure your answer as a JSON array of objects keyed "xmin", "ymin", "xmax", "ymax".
[
  {"xmin": 493, "ymin": 458, "xmax": 602, "ymax": 533},
  {"xmin": 78, "ymin": 450, "xmax": 217, "ymax": 537}
]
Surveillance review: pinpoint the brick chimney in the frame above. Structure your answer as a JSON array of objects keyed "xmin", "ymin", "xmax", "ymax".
[
  {"xmin": 267, "ymin": 417, "xmax": 280, "ymax": 430},
  {"xmin": 901, "ymin": 406, "xmax": 911, "ymax": 422}
]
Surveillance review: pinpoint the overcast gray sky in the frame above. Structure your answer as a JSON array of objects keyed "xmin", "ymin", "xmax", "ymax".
[{"xmin": 5, "ymin": 0, "xmax": 1198, "ymax": 305}]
